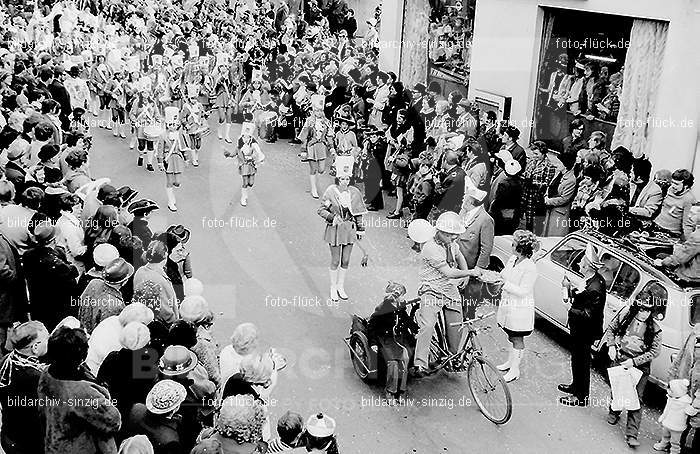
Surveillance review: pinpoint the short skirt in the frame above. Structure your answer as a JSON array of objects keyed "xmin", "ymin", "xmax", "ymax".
[
  {"xmin": 239, "ymin": 162, "xmax": 257, "ymax": 176},
  {"xmin": 166, "ymin": 152, "xmax": 185, "ymax": 174},
  {"xmin": 307, "ymin": 143, "xmax": 329, "ymax": 161},
  {"xmin": 323, "ymin": 220, "xmax": 357, "ymax": 246}
]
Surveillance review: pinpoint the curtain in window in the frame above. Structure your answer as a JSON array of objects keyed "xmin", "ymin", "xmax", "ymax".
[{"xmin": 611, "ymin": 19, "xmax": 668, "ymax": 159}]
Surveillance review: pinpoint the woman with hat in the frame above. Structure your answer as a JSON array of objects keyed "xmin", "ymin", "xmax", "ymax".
[
  {"xmin": 519, "ymin": 140, "xmax": 557, "ymax": 235},
  {"xmin": 97, "ymin": 321, "xmax": 158, "ymax": 419},
  {"xmin": 332, "ymin": 112, "xmax": 359, "ymax": 180},
  {"xmin": 181, "ymin": 82, "xmax": 208, "ymax": 167},
  {"xmin": 224, "ymin": 121, "xmax": 265, "ymax": 207},
  {"xmin": 153, "ymin": 229, "xmax": 192, "ymax": 302},
  {"xmin": 55, "ymin": 192, "xmax": 88, "ymax": 273},
  {"xmin": 90, "ymin": 53, "xmax": 111, "ymax": 128},
  {"xmin": 360, "ymin": 124, "xmax": 387, "ymax": 211},
  {"xmin": 122, "ymin": 379, "xmax": 188, "ymax": 453},
  {"xmin": 134, "ymin": 240, "xmax": 180, "ymax": 325},
  {"xmin": 30, "ymin": 143, "xmax": 63, "ymax": 184},
  {"xmin": 601, "ymin": 289, "xmax": 662, "ymax": 447},
  {"xmin": 297, "ymin": 413, "xmax": 340, "ymax": 453},
  {"xmin": 213, "ymin": 60, "xmax": 235, "ymax": 143},
  {"xmin": 299, "ymin": 94, "xmax": 334, "ymax": 199},
  {"xmin": 181, "ymin": 295, "xmax": 220, "ymax": 386},
  {"xmin": 130, "ymin": 88, "xmax": 161, "ymax": 172},
  {"xmin": 488, "ymin": 158, "xmax": 523, "ymax": 236},
  {"xmin": 105, "ymin": 69, "xmax": 128, "ymax": 139},
  {"xmin": 78, "ymin": 257, "xmax": 134, "ymax": 333},
  {"xmin": 318, "ymin": 166, "xmax": 367, "ymax": 302},
  {"xmin": 127, "ymin": 198, "xmax": 159, "ymax": 247}
]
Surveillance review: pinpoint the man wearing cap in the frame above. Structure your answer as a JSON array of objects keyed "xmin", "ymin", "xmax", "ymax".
[
  {"xmin": 413, "ymin": 212, "xmax": 479, "ymax": 377},
  {"xmin": 361, "ymin": 124, "xmax": 387, "ymax": 211},
  {"xmin": 0, "ymin": 321, "xmax": 49, "ymax": 453},
  {"xmin": 433, "ymin": 151, "xmax": 467, "ymax": 216},
  {"xmin": 78, "ymin": 257, "xmax": 133, "ymax": 333},
  {"xmin": 559, "ymin": 244, "xmax": 606, "ymax": 406},
  {"xmin": 23, "ymin": 223, "xmax": 79, "ymax": 331},
  {"xmin": 458, "ymin": 185, "xmax": 494, "ymax": 319},
  {"xmin": 489, "ymin": 158, "xmax": 523, "ymax": 235}
]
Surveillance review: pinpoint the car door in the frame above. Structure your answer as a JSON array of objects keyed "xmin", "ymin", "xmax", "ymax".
[
  {"xmin": 535, "ymin": 236, "xmax": 588, "ymax": 329},
  {"xmin": 598, "ymin": 251, "xmax": 641, "ymax": 330}
]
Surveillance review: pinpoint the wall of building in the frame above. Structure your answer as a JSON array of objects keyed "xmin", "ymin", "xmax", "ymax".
[
  {"xmin": 399, "ymin": 0, "xmax": 430, "ymax": 88},
  {"xmin": 468, "ymin": 0, "xmax": 700, "ymax": 176}
]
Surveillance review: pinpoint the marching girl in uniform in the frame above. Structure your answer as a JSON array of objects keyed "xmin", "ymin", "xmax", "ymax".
[
  {"xmin": 180, "ymin": 83, "xmax": 208, "ymax": 167},
  {"xmin": 132, "ymin": 88, "xmax": 162, "ymax": 171},
  {"xmin": 239, "ymin": 71, "xmax": 273, "ymax": 138},
  {"xmin": 223, "ymin": 121, "xmax": 265, "ymax": 207},
  {"xmin": 299, "ymin": 94, "xmax": 335, "ymax": 199},
  {"xmin": 160, "ymin": 106, "xmax": 187, "ymax": 212},
  {"xmin": 105, "ymin": 69, "xmax": 128, "ymax": 138},
  {"xmin": 213, "ymin": 59, "xmax": 235, "ymax": 143},
  {"xmin": 317, "ymin": 162, "xmax": 367, "ymax": 302},
  {"xmin": 90, "ymin": 53, "xmax": 111, "ymax": 127},
  {"xmin": 332, "ymin": 113, "xmax": 360, "ymax": 184},
  {"xmin": 168, "ymin": 61, "xmax": 185, "ymax": 109}
]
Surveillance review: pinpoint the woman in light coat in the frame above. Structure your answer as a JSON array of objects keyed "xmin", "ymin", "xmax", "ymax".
[
  {"xmin": 133, "ymin": 240, "xmax": 179, "ymax": 326},
  {"xmin": 495, "ymin": 229, "xmax": 540, "ymax": 382}
]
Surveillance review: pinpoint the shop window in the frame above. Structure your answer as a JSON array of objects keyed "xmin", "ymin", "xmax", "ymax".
[{"xmin": 531, "ymin": 8, "xmax": 633, "ymax": 153}]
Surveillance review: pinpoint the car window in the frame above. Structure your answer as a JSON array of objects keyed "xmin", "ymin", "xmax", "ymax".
[
  {"xmin": 640, "ymin": 281, "xmax": 668, "ymax": 320},
  {"xmin": 691, "ymin": 295, "xmax": 700, "ymax": 325},
  {"xmin": 609, "ymin": 262, "xmax": 640, "ymax": 300},
  {"xmin": 550, "ymin": 237, "xmax": 587, "ymax": 274},
  {"xmin": 599, "ymin": 253, "xmax": 622, "ymax": 291}
]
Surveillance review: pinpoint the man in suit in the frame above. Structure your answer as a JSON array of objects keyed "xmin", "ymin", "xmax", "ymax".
[
  {"xmin": 500, "ymin": 125, "xmax": 526, "ymax": 171},
  {"xmin": 433, "ymin": 151, "xmax": 466, "ymax": 215},
  {"xmin": 629, "ymin": 169, "xmax": 670, "ymax": 224},
  {"xmin": 559, "ymin": 244, "xmax": 606, "ymax": 406},
  {"xmin": 458, "ymin": 186, "xmax": 494, "ymax": 319}
]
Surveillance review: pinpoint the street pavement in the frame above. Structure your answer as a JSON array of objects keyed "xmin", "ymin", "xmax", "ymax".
[{"xmin": 89, "ymin": 119, "xmax": 664, "ymax": 453}]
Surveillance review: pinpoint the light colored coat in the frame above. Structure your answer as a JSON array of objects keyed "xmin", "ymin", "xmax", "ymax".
[
  {"xmin": 497, "ymin": 256, "xmax": 538, "ymax": 332},
  {"xmin": 629, "ymin": 180, "xmax": 663, "ymax": 219},
  {"xmin": 133, "ymin": 263, "xmax": 179, "ymax": 324},
  {"xmin": 543, "ymin": 169, "xmax": 577, "ymax": 236},
  {"xmin": 457, "ymin": 206, "xmax": 494, "ymax": 269}
]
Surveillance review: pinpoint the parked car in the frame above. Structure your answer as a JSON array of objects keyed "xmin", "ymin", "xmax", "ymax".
[{"xmin": 489, "ymin": 229, "xmax": 700, "ymax": 386}]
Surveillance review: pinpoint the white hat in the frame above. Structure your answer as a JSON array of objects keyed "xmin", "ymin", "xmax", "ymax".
[
  {"xmin": 164, "ymin": 106, "xmax": 179, "ymax": 124},
  {"xmin": 179, "ymin": 295, "xmax": 210, "ymax": 324},
  {"xmin": 495, "ymin": 149, "xmax": 513, "ymax": 163},
  {"xmin": 311, "ymin": 94, "xmax": 325, "ymax": 111},
  {"xmin": 186, "ymin": 83, "xmax": 198, "ymax": 99},
  {"xmin": 93, "ymin": 243, "xmax": 120, "ymax": 267},
  {"xmin": 584, "ymin": 243, "xmax": 603, "ymax": 269},
  {"xmin": 435, "ymin": 211, "xmax": 466, "ymax": 235},
  {"xmin": 668, "ymin": 379, "xmax": 689, "ymax": 398},
  {"xmin": 465, "ymin": 186, "xmax": 487, "ymax": 202},
  {"xmin": 446, "ymin": 134, "xmax": 464, "ymax": 151},
  {"xmin": 306, "ymin": 413, "xmax": 336, "ymax": 438},
  {"xmin": 119, "ymin": 322, "xmax": 151, "ymax": 350},
  {"xmin": 146, "ymin": 380, "xmax": 187, "ymax": 414},
  {"xmin": 408, "ymin": 219, "xmax": 437, "ymax": 243},
  {"xmin": 241, "ymin": 122, "xmax": 255, "ymax": 137},
  {"xmin": 504, "ymin": 160, "xmax": 521, "ymax": 176}
]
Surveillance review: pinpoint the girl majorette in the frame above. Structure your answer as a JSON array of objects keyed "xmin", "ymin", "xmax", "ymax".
[
  {"xmin": 181, "ymin": 83, "xmax": 208, "ymax": 167},
  {"xmin": 317, "ymin": 161, "xmax": 367, "ymax": 302},
  {"xmin": 299, "ymin": 94, "xmax": 335, "ymax": 199},
  {"xmin": 161, "ymin": 106, "xmax": 187, "ymax": 212},
  {"xmin": 224, "ymin": 122, "xmax": 265, "ymax": 207}
]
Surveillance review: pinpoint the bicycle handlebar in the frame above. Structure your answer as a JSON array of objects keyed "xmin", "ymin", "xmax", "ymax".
[{"xmin": 449, "ymin": 311, "xmax": 496, "ymax": 327}]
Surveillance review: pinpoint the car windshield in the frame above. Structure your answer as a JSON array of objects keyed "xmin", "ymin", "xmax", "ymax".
[{"xmin": 691, "ymin": 294, "xmax": 700, "ymax": 325}]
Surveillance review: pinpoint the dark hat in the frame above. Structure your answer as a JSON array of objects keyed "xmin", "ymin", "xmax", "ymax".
[
  {"xmin": 38, "ymin": 144, "xmax": 60, "ymax": 162},
  {"xmin": 159, "ymin": 345, "xmax": 198, "ymax": 376},
  {"xmin": 8, "ymin": 321, "xmax": 47, "ymax": 350},
  {"xmin": 103, "ymin": 257, "xmax": 135, "ymax": 284},
  {"xmin": 363, "ymin": 125, "xmax": 381, "ymax": 135},
  {"xmin": 336, "ymin": 113, "xmax": 355, "ymax": 125},
  {"xmin": 128, "ymin": 198, "xmax": 159, "ymax": 215},
  {"xmin": 33, "ymin": 223, "xmax": 56, "ymax": 244},
  {"xmin": 166, "ymin": 224, "xmax": 191, "ymax": 243},
  {"xmin": 97, "ymin": 184, "xmax": 118, "ymax": 202},
  {"xmin": 68, "ymin": 65, "xmax": 81, "ymax": 77},
  {"xmin": 117, "ymin": 186, "xmax": 139, "ymax": 208}
]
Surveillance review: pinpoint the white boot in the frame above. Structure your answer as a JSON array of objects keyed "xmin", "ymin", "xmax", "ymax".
[
  {"xmin": 224, "ymin": 123, "xmax": 232, "ymax": 142},
  {"xmin": 191, "ymin": 149, "xmax": 199, "ymax": 167},
  {"xmin": 129, "ymin": 135, "xmax": 137, "ymax": 149},
  {"xmin": 337, "ymin": 267, "xmax": 348, "ymax": 300},
  {"xmin": 166, "ymin": 187, "xmax": 177, "ymax": 212},
  {"xmin": 99, "ymin": 110, "xmax": 106, "ymax": 128},
  {"xmin": 497, "ymin": 348, "xmax": 514, "ymax": 371},
  {"xmin": 119, "ymin": 123, "xmax": 127, "ymax": 138},
  {"xmin": 503, "ymin": 349, "xmax": 523, "ymax": 382},
  {"xmin": 240, "ymin": 187, "xmax": 248, "ymax": 206},
  {"xmin": 309, "ymin": 174, "xmax": 319, "ymax": 198},
  {"xmin": 112, "ymin": 121, "xmax": 119, "ymax": 136},
  {"xmin": 329, "ymin": 268, "xmax": 339, "ymax": 301},
  {"xmin": 217, "ymin": 123, "xmax": 223, "ymax": 140}
]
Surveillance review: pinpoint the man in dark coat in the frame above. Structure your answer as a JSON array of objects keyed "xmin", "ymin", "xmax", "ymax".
[
  {"xmin": 0, "ymin": 321, "xmax": 49, "ymax": 453},
  {"xmin": 48, "ymin": 65, "xmax": 73, "ymax": 130},
  {"xmin": 344, "ymin": 9, "xmax": 358, "ymax": 39},
  {"xmin": 433, "ymin": 151, "xmax": 467, "ymax": 215},
  {"xmin": 22, "ymin": 224, "xmax": 79, "ymax": 331},
  {"xmin": 559, "ymin": 245, "xmax": 607, "ymax": 406},
  {"xmin": 0, "ymin": 231, "xmax": 29, "ymax": 354}
]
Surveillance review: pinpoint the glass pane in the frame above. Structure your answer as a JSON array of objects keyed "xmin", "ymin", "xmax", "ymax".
[
  {"xmin": 610, "ymin": 264, "xmax": 640, "ymax": 300},
  {"xmin": 600, "ymin": 254, "xmax": 622, "ymax": 291},
  {"xmin": 550, "ymin": 238, "xmax": 586, "ymax": 273},
  {"xmin": 691, "ymin": 295, "xmax": 700, "ymax": 325}
]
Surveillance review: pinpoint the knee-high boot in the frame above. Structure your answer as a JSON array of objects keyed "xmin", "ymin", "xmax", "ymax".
[
  {"xmin": 328, "ymin": 268, "xmax": 339, "ymax": 301},
  {"xmin": 503, "ymin": 349, "xmax": 523, "ymax": 382},
  {"xmin": 337, "ymin": 267, "xmax": 348, "ymax": 300}
]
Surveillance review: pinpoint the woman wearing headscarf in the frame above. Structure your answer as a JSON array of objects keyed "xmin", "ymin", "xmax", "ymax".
[
  {"xmin": 297, "ymin": 413, "xmax": 340, "ymax": 454},
  {"xmin": 196, "ymin": 395, "xmax": 267, "ymax": 454}
]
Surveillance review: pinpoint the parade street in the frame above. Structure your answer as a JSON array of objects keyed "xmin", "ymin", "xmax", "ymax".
[{"xmin": 91, "ymin": 123, "xmax": 663, "ymax": 454}]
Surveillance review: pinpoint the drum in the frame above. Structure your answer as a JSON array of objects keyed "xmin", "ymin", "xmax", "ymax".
[{"xmin": 144, "ymin": 122, "xmax": 164, "ymax": 140}]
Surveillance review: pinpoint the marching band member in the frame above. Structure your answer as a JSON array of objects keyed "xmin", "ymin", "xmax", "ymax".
[
  {"xmin": 90, "ymin": 53, "xmax": 111, "ymax": 127},
  {"xmin": 180, "ymin": 83, "xmax": 208, "ymax": 167},
  {"xmin": 299, "ymin": 94, "xmax": 335, "ymax": 199},
  {"xmin": 104, "ymin": 69, "xmax": 128, "ymax": 138},
  {"xmin": 239, "ymin": 71, "xmax": 273, "ymax": 138},
  {"xmin": 160, "ymin": 106, "xmax": 187, "ymax": 212},
  {"xmin": 224, "ymin": 121, "xmax": 265, "ymax": 207},
  {"xmin": 317, "ymin": 160, "xmax": 367, "ymax": 302},
  {"xmin": 134, "ymin": 89, "xmax": 162, "ymax": 171},
  {"xmin": 333, "ymin": 112, "xmax": 360, "ymax": 182}
]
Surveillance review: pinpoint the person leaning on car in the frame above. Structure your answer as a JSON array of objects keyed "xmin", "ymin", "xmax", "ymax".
[{"xmin": 558, "ymin": 245, "xmax": 606, "ymax": 407}]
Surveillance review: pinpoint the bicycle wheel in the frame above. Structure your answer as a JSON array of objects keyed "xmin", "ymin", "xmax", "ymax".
[{"xmin": 467, "ymin": 355, "xmax": 512, "ymax": 424}]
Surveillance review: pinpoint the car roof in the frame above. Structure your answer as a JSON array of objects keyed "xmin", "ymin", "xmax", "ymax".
[{"xmin": 566, "ymin": 229, "xmax": 700, "ymax": 293}]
